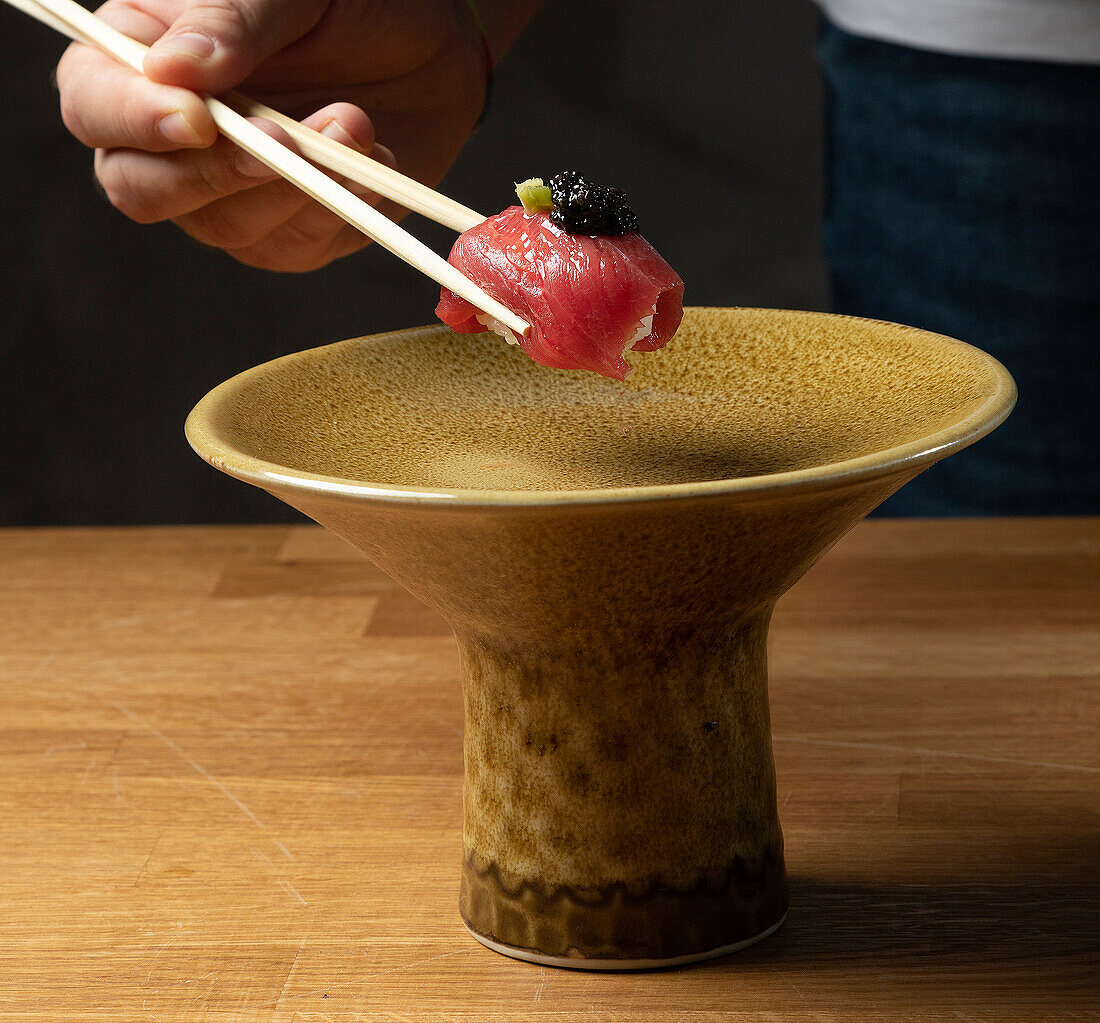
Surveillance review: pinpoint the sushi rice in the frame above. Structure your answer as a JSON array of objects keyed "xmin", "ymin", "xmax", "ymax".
[{"xmin": 476, "ymin": 302, "xmax": 658, "ymax": 353}]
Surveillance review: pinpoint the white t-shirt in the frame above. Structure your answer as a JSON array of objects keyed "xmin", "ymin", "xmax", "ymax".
[{"xmin": 817, "ymin": 0, "xmax": 1100, "ymax": 63}]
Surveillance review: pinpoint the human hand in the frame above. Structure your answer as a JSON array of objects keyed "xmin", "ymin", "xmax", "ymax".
[{"xmin": 55, "ymin": 0, "xmax": 490, "ymax": 271}]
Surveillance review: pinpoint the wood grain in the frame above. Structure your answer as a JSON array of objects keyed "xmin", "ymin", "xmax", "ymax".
[{"xmin": 0, "ymin": 518, "xmax": 1096, "ymax": 1020}]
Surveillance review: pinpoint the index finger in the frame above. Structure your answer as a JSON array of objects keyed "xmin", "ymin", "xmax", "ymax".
[{"xmin": 56, "ymin": 0, "xmax": 217, "ymax": 151}]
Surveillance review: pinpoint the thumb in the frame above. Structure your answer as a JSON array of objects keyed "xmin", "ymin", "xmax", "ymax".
[{"xmin": 143, "ymin": 0, "xmax": 328, "ymax": 94}]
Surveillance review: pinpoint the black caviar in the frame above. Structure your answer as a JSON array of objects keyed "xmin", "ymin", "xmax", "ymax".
[{"xmin": 548, "ymin": 171, "xmax": 639, "ymax": 236}]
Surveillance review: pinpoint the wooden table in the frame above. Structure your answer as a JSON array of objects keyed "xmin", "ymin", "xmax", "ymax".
[{"xmin": 1, "ymin": 518, "xmax": 1096, "ymax": 1020}]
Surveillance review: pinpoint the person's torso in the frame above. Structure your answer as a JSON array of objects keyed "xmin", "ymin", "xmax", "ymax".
[{"xmin": 816, "ymin": 0, "xmax": 1100, "ymax": 62}]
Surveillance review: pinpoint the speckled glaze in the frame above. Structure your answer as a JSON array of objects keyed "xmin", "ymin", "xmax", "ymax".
[{"xmin": 186, "ymin": 308, "xmax": 1015, "ymax": 967}]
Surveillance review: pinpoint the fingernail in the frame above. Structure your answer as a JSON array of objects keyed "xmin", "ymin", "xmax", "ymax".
[
  {"xmin": 154, "ymin": 31, "xmax": 216, "ymax": 61},
  {"xmin": 157, "ymin": 110, "xmax": 202, "ymax": 146},
  {"xmin": 234, "ymin": 149, "xmax": 274, "ymax": 178},
  {"xmin": 321, "ymin": 119, "xmax": 357, "ymax": 148},
  {"xmin": 372, "ymin": 143, "xmax": 397, "ymax": 170}
]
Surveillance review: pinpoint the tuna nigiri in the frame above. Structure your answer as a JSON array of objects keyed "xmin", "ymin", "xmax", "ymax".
[{"xmin": 436, "ymin": 173, "xmax": 684, "ymax": 381}]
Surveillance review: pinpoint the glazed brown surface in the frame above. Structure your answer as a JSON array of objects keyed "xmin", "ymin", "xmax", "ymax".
[
  {"xmin": 185, "ymin": 308, "xmax": 1014, "ymax": 964},
  {"xmin": 209, "ymin": 308, "xmax": 1003, "ymax": 492},
  {"xmin": 456, "ymin": 613, "xmax": 788, "ymax": 960},
  {"xmin": 277, "ymin": 471, "xmax": 915, "ymax": 960},
  {"xmin": 275, "ymin": 473, "xmax": 915, "ymax": 962},
  {"xmin": 458, "ymin": 615, "xmax": 781, "ymax": 894},
  {"xmin": 461, "ymin": 845, "xmax": 788, "ymax": 961}
]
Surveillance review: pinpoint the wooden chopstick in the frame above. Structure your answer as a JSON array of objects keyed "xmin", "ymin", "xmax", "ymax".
[
  {"xmin": 7, "ymin": 0, "xmax": 527, "ymax": 336},
  {"xmin": 222, "ymin": 93, "xmax": 484, "ymax": 234}
]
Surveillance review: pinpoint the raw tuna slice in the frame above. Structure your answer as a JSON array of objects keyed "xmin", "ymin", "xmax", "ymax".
[{"xmin": 436, "ymin": 206, "xmax": 684, "ymax": 381}]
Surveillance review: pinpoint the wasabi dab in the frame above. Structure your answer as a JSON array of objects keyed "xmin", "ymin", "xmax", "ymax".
[{"xmin": 515, "ymin": 178, "xmax": 554, "ymax": 215}]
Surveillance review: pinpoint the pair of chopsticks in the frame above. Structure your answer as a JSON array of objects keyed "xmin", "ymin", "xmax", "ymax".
[{"xmin": 5, "ymin": 0, "xmax": 530, "ymax": 337}]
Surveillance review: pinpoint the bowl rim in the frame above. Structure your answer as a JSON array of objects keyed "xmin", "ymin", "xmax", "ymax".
[{"xmin": 185, "ymin": 307, "xmax": 1017, "ymax": 508}]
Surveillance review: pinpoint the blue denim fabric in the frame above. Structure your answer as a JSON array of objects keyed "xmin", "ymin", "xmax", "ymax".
[{"xmin": 819, "ymin": 22, "xmax": 1099, "ymax": 515}]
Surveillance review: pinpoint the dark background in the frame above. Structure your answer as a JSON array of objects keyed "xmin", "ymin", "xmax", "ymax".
[{"xmin": 0, "ymin": 0, "xmax": 826, "ymax": 525}]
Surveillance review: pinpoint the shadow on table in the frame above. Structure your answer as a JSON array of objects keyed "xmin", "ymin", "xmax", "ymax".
[{"xmin": 702, "ymin": 826, "xmax": 1099, "ymax": 1005}]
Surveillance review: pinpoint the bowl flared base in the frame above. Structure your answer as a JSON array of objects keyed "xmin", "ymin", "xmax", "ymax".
[{"xmin": 463, "ymin": 911, "xmax": 787, "ymax": 971}]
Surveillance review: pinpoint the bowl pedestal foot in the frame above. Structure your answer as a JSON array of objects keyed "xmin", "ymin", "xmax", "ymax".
[{"xmin": 456, "ymin": 614, "xmax": 789, "ymax": 966}]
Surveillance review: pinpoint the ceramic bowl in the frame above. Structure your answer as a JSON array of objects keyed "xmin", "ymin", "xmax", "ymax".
[{"xmin": 186, "ymin": 307, "xmax": 1015, "ymax": 968}]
